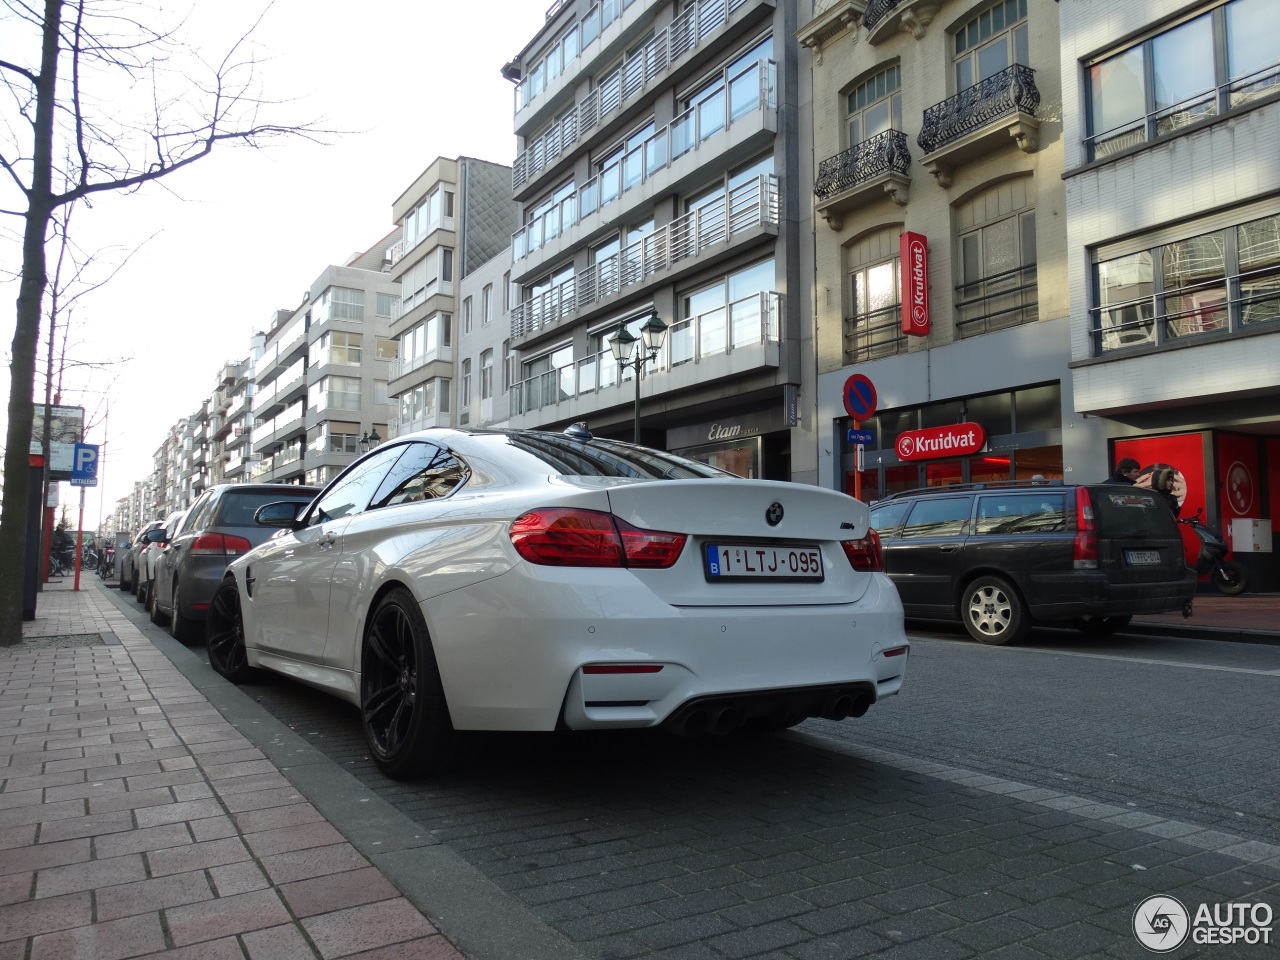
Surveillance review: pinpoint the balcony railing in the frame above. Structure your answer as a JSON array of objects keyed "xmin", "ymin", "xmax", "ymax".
[
  {"xmin": 513, "ymin": 291, "xmax": 780, "ymax": 415},
  {"xmin": 843, "ymin": 304, "xmax": 908, "ymax": 364},
  {"xmin": 918, "ymin": 64, "xmax": 1039, "ymax": 154},
  {"xmin": 512, "ymin": 0, "xmax": 755, "ymax": 191},
  {"xmin": 815, "ymin": 130, "xmax": 911, "ymax": 200},
  {"xmin": 387, "ymin": 412, "xmax": 447, "ymax": 439},
  {"xmin": 513, "ymin": 58, "xmax": 777, "ymax": 262},
  {"xmin": 511, "ymin": 173, "xmax": 779, "ymax": 339},
  {"xmin": 954, "ymin": 263, "xmax": 1039, "ymax": 338},
  {"xmin": 862, "ymin": 0, "xmax": 904, "ymax": 29}
]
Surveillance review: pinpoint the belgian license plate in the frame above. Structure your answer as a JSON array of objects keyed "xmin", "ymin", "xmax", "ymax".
[
  {"xmin": 1126, "ymin": 550, "xmax": 1161, "ymax": 565},
  {"xmin": 704, "ymin": 543, "xmax": 824, "ymax": 581}
]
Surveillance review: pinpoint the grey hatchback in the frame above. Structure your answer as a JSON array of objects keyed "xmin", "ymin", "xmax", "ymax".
[
  {"xmin": 148, "ymin": 483, "xmax": 319, "ymax": 641},
  {"xmin": 868, "ymin": 480, "xmax": 1197, "ymax": 644}
]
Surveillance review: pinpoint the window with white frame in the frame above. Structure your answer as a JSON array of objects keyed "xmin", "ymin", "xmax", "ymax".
[
  {"xmin": 376, "ymin": 292, "xmax": 400, "ymax": 318},
  {"xmin": 480, "ymin": 350, "xmax": 494, "ymax": 400},
  {"xmin": 482, "ymin": 284, "xmax": 492, "ymax": 325},
  {"xmin": 461, "ymin": 359, "xmax": 472, "ymax": 408},
  {"xmin": 954, "ymin": 0, "xmax": 1028, "ymax": 92},
  {"xmin": 463, "ymin": 296, "xmax": 473, "ymax": 335},
  {"xmin": 847, "ymin": 65, "xmax": 902, "ymax": 148},
  {"xmin": 1086, "ymin": 0, "xmax": 1278, "ymax": 160},
  {"xmin": 676, "ymin": 258, "xmax": 776, "ymax": 364},
  {"xmin": 399, "ymin": 248, "xmax": 454, "ymax": 315},
  {"xmin": 376, "ymin": 337, "xmax": 398, "ymax": 360},
  {"xmin": 321, "ymin": 286, "xmax": 364, "ymax": 322},
  {"xmin": 845, "ymin": 228, "xmax": 906, "ymax": 364}
]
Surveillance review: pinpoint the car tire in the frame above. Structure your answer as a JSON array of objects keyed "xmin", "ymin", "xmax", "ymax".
[
  {"xmin": 148, "ymin": 581, "xmax": 167, "ymax": 625},
  {"xmin": 207, "ymin": 579, "xmax": 256, "ymax": 683},
  {"xmin": 169, "ymin": 582, "xmax": 198, "ymax": 643},
  {"xmin": 119, "ymin": 566, "xmax": 131, "ymax": 591},
  {"xmin": 131, "ymin": 571, "xmax": 141, "ymax": 598},
  {"xmin": 361, "ymin": 586, "xmax": 458, "ymax": 780},
  {"xmin": 962, "ymin": 575, "xmax": 1030, "ymax": 645}
]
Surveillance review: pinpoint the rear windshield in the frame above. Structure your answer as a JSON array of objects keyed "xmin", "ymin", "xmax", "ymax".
[
  {"xmin": 213, "ymin": 490, "xmax": 317, "ymax": 527},
  {"xmin": 1090, "ymin": 487, "xmax": 1178, "ymax": 538},
  {"xmin": 497, "ymin": 432, "xmax": 733, "ymax": 480}
]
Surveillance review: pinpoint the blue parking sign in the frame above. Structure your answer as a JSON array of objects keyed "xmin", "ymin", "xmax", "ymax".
[{"xmin": 70, "ymin": 443, "xmax": 99, "ymax": 487}]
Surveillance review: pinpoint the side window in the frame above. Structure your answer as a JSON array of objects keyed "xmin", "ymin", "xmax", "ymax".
[
  {"xmin": 308, "ymin": 444, "xmax": 408, "ymax": 525},
  {"xmin": 370, "ymin": 443, "xmax": 470, "ymax": 508},
  {"xmin": 975, "ymin": 493, "xmax": 1067, "ymax": 534},
  {"xmin": 182, "ymin": 493, "xmax": 215, "ymax": 533},
  {"xmin": 901, "ymin": 498, "xmax": 971, "ymax": 538},
  {"xmin": 868, "ymin": 500, "xmax": 911, "ymax": 538}
]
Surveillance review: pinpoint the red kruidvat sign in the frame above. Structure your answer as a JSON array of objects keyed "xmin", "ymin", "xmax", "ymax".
[
  {"xmin": 899, "ymin": 231, "xmax": 930, "ymax": 336},
  {"xmin": 896, "ymin": 423, "xmax": 986, "ymax": 461}
]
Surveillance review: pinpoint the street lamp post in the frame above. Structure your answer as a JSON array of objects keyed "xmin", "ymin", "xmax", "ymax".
[
  {"xmin": 608, "ymin": 311, "xmax": 668, "ymax": 445},
  {"xmin": 358, "ymin": 428, "xmax": 381, "ymax": 453}
]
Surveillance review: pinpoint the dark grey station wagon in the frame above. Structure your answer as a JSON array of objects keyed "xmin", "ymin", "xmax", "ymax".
[{"xmin": 868, "ymin": 480, "xmax": 1197, "ymax": 644}]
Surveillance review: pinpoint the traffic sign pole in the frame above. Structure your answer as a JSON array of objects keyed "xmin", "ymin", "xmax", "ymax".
[
  {"xmin": 74, "ymin": 487, "xmax": 85, "ymax": 592},
  {"xmin": 853, "ymin": 421, "xmax": 862, "ymax": 502}
]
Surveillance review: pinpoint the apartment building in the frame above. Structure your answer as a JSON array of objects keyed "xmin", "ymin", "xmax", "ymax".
[
  {"xmin": 249, "ymin": 237, "xmax": 401, "ymax": 487},
  {"xmin": 801, "ymin": 0, "xmax": 1072, "ymax": 500},
  {"xmin": 216, "ymin": 342, "xmax": 262, "ymax": 485},
  {"xmin": 455, "ymin": 248, "xmax": 518, "ymax": 429},
  {"xmin": 1060, "ymin": 0, "xmax": 1279, "ymax": 589},
  {"xmin": 501, "ymin": 0, "xmax": 809, "ymax": 480},
  {"xmin": 386, "ymin": 156, "xmax": 517, "ymax": 438}
]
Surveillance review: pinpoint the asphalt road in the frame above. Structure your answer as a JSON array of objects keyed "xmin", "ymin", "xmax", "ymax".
[{"xmin": 102, "ymin": 585, "xmax": 1280, "ymax": 959}]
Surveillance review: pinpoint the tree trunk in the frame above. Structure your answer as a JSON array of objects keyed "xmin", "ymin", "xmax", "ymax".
[{"xmin": 0, "ymin": 0, "xmax": 62, "ymax": 646}]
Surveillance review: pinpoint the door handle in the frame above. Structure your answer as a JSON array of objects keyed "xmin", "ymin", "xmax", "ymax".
[
  {"xmin": 318, "ymin": 532, "xmax": 338, "ymax": 549},
  {"xmin": 938, "ymin": 545, "xmax": 958, "ymax": 552}
]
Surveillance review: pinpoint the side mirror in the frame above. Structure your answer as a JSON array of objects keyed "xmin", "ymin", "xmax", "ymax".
[
  {"xmin": 144, "ymin": 529, "xmax": 168, "ymax": 545},
  {"xmin": 255, "ymin": 500, "xmax": 305, "ymax": 528}
]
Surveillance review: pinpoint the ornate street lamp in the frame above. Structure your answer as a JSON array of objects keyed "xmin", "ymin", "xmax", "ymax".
[
  {"xmin": 608, "ymin": 310, "xmax": 668, "ymax": 444},
  {"xmin": 358, "ymin": 428, "xmax": 381, "ymax": 453}
]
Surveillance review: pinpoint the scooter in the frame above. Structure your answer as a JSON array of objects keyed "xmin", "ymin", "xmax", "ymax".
[{"xmin": 1179, "ymin": 509, "xmax": 1249, "ymax": 596}]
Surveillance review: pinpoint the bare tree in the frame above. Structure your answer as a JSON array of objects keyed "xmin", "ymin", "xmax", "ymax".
[{"xmin": 0, "ymin": 0, "xmax": 325, "ymax": 644}]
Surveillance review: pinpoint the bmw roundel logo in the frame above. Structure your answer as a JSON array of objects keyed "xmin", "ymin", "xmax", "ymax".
[{"xmin": 765, "ymin": 502, "xmax": 784, "ymax": 526}]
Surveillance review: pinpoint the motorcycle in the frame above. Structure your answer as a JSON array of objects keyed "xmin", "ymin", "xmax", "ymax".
[{"xmin": 1179, "ymin": 509, "xmax": 1249, "ymax": 596}]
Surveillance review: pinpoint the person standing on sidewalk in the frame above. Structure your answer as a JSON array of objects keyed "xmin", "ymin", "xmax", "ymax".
[{"xmin": 1104, "ymin": 457, "xmax": 1141, "ymax": 484}]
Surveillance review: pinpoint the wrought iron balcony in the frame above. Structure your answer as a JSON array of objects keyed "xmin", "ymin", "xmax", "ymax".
[
  {"xmin": 918, "ymin": 65, "xmax": 1039, "ymax": 155},
  {"xmin": 862, "ymin": 0, "xmax": 904, "ymax": 29},
  {"xmin": 815, "ymin": 130, "xmax": 911, "ymax": 200}
]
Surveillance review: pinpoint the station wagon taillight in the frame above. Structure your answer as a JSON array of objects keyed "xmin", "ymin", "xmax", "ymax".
[
  {"xmin": 1073, "ymin": 488, "xmax": 1098, "ymax": 569},
  {"xmin": 510, "ymin": 508, "xmax": 686, "ymax": 568},
  {"xmin": 189, "ymin": 533, "xmax": 253, "ymax": 557},
  {"xmin": 841, "ymin": 528, "xmax": 883, "ymax": 572}
]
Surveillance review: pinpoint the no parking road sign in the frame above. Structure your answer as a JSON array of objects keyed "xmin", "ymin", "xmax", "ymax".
[
  {"xmin": 842, "ymin": 374, "xmax": 877, "ymax": 421},
  {"xmin": 70, "ymin": 443, "xmax": 99, "ymax": 487}
]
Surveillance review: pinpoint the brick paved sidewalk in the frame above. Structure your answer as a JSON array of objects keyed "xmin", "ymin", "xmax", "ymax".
[{"xmin": 3, "ymin": 580, "xmax": 464, "ymax": 960}]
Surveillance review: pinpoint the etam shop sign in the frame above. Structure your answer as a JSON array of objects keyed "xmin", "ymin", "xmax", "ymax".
[{"xmin": 895, "ymin": 424, "xmax": 987, "ymax": 461}]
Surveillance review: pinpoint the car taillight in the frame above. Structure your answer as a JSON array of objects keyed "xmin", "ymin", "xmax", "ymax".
[
  {"xmin": 842, "ymin": 528, "xmax": 883, "ymax": 572},
  {"xmin": 510, "ymin": 508, "xmax": 686, "ymax": 568},
  {"xmin": 190, "ymin": 533, "xmax": 253, "ymax": 556},
  {"xmin": 1073, "ymin": 487, "xmax": 1098, "ymax": 569}
]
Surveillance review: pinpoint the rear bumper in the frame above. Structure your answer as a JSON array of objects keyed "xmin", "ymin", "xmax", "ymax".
[
  {"xmin": 1027, "ymin": 569, "xmax": 1197, "ymax": 620},
  {"xmin": 175, "ymin": 559, "xmax": 232, "ymax": 620}
]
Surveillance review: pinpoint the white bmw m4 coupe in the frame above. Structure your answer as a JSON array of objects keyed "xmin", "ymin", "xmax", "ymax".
[{"xmin": 206, "ymin": 425, "xmax": 909, "ymax": 779}]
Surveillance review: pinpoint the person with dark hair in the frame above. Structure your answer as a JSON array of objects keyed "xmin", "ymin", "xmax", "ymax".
[
  {"xmin": 1106, "ymin": 457, "xmax": 1141, "ymax": 484},
  {"xmin": 1140, "ymin": 463, "xmax": 1185, "ymax": 516}
]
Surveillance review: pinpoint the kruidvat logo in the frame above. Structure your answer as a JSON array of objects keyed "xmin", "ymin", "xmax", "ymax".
[
  {"xmin": 895, "ymin": 424, "xmax": 986, "ymax": 461},
  {"xmin": 1133, "ymin": 896, "xmax": 1274, "ymax": 951}
]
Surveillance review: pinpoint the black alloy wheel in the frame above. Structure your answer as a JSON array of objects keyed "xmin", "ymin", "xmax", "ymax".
[
  {"xmin": 206, "ymin": 578, "xmax": 255, "ymax": 683},
  {"xmin": 360, "ymin": 586, "xmax": 458, "ymax": 780},
  {"xmin": 148, "ymin": 579, "xmax": 168, "ymax": 626}
]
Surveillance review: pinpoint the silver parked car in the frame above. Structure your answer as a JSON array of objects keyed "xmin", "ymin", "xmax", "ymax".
[
  {"xmin": 148, "ymin": 483, "xmax": 319, "ymax": 641},
  {"xmin": 136, "ymin": 509, "xmax": 186, "ymax": 608},
  {"xmin": 120, "ymin": 520, "xmax": 162, "ymax": 593}
]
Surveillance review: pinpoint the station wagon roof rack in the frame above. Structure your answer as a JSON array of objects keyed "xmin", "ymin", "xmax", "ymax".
[{"xmin": 876, "ymin": 478, "xmax": 1067, "ymax": 501}]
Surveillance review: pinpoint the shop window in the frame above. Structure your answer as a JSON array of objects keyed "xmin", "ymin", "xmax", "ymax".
[{"xmin": 1012, "ymin": 384, "xmax": 1060, "ymax": 432}]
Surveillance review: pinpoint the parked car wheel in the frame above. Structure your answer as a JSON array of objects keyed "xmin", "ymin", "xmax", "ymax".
[
  {"xmin": 119, "ymin": 566, "xmax": 132, "ymax": 591},
  {"xmin": 169, "ymin": 582, "xmax": 198, "ymax": 643},
  {"xmin": 206, "ymin": 580, "xmax": 255, "ymax": 683},
  {"xmin": 147, "ymin": 581, "xmax": 166, "ymax": 625},
  {"xmin": 962, "ymin": 575, "xmax": 1028, "ymax": 645},
  {"xmin": 360, "ymin": 587, "xmax": 458, "ymax": 780}
]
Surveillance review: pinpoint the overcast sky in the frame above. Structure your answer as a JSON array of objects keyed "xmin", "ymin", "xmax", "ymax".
[{"xmin": 1, "ymin": 0, "xmax": 549, "ymax": 529}]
